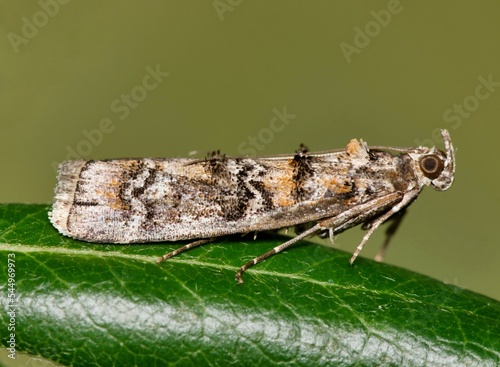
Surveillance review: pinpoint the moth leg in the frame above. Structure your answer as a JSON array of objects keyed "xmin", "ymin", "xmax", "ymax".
[
  {"xmin": 156, "ymin": 238, "xmax": 215, "ymax": 264},
  {"xmin": 317, "ymin": 192, "xmax": 404, "ymax": 236},
  {"xmin": 374, "ymin": 208, "xmax": 407, "ymax": 262},
  {"xmin": 316, "ymin": 192, "xmax": 405, "ymax": 263},
  {"xmin": 235, "ymin": 224, "xmax": 322, "ymax": 284},
  {"xmin": 236, "ymin": 192, "xmax": 404, "ymax": 284},
  {"xmin": 350, "ymin": 188, "xmax": 420, "ymax": 264}
]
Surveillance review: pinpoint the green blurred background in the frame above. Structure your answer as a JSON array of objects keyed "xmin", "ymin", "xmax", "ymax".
[{"xmin": 0, "ymin": 1, "xmax": 498, "ymax": 304}]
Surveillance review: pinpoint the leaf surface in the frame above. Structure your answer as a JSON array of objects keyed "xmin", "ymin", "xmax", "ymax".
[{"xmin": 0, "ymin": 204, "xmax": 499, "ymax": 366}]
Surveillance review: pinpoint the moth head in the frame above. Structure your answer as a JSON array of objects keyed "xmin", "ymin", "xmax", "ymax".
[{"xmin": 416, "ymin": 129, "xmax": 455, "ymax": 191}]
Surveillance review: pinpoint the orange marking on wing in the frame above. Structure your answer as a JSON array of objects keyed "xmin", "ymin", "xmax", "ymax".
[
  {"xmin": 347, "ymin": 139, "xmax": 361, "ymax": 156},
  {"xmin": 263, "ymin": 168, "xmax": 296, "ymax": 207},
  {"xmin": 102, "ymin": 178, "xmax": 130, "ymax": 210},
  {"xmin": 321, "ymin": 177, "xmax": 352, "ymax": 194}
]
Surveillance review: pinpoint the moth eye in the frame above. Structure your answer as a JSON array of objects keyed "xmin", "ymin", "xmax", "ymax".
[{"xmin": 419, "ymin": 154, "xmax": 444, "ymax": 180}]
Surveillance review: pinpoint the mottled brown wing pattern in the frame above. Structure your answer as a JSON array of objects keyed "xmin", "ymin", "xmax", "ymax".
[{"xmin": 50, "ymin": 130, "xmax": 455, "ymax": 283}]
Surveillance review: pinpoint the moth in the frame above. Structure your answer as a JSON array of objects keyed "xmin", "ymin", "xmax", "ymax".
[{"xmin": 50, "ymin": 129, "xmax": 455, "ymax": 283}]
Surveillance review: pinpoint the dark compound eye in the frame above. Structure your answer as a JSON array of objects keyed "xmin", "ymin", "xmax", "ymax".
[{"xmin": 419, "ymin": 154, "xmax": 444, "ymax": 180}]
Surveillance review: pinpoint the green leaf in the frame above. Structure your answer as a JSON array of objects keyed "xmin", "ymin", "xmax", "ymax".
[{"xmin": 0, "ymin": 204, "xmax": 499, "ymax": 367}]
